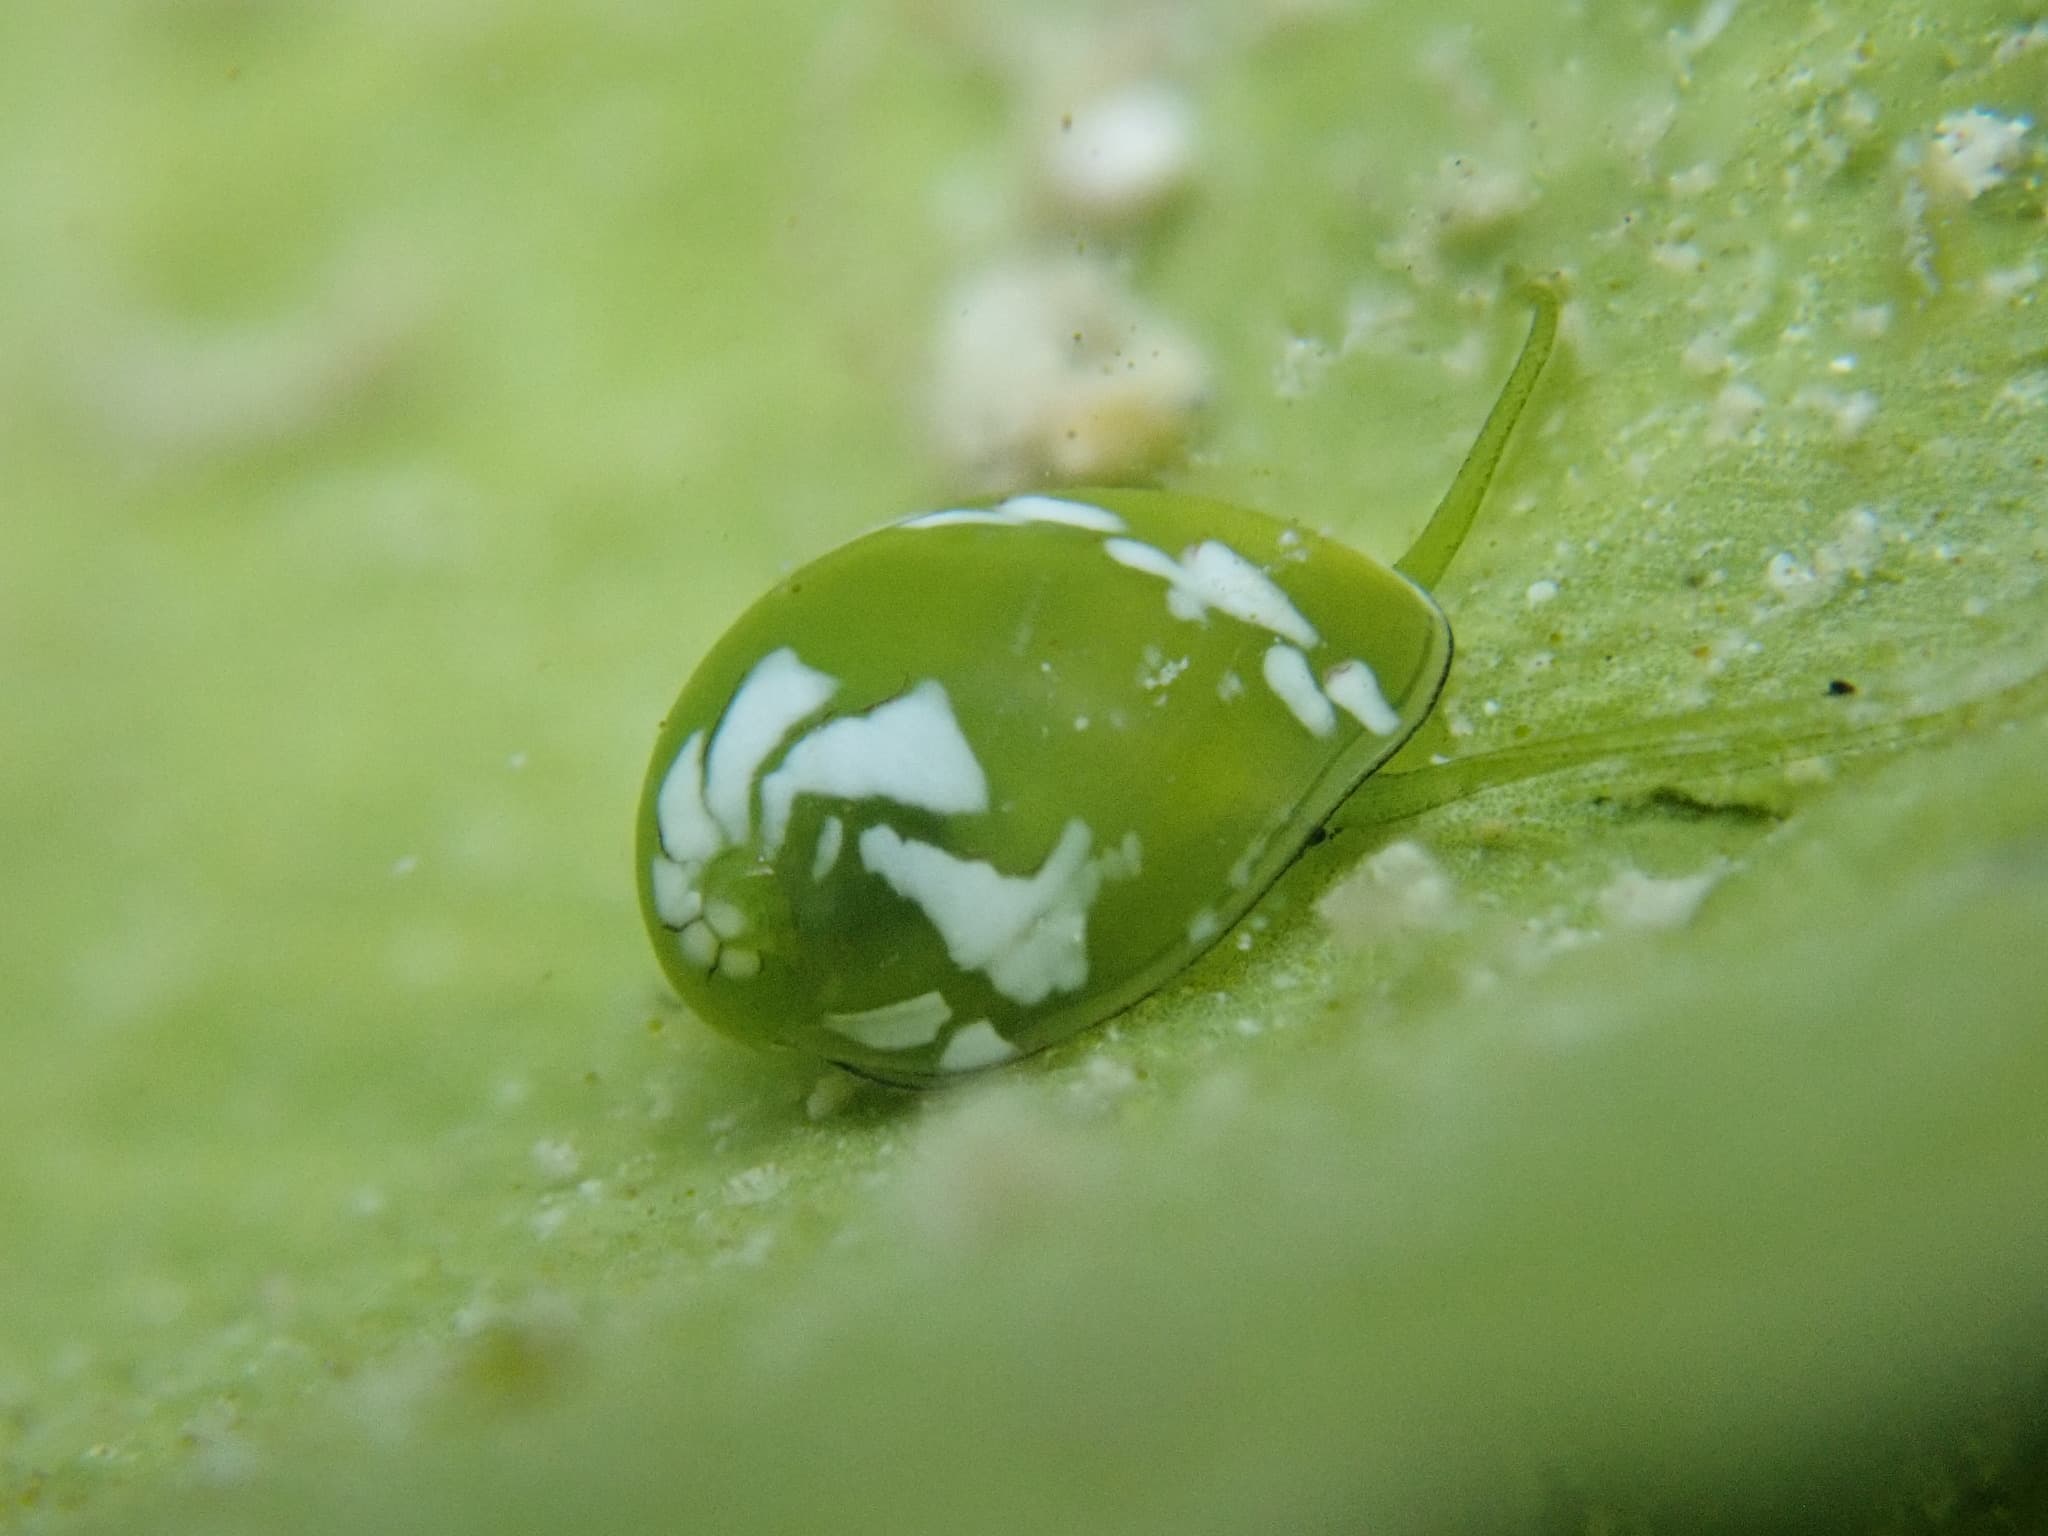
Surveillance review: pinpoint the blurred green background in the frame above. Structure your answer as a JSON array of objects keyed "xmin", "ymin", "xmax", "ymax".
[{"xmin": 2, "ymin": 2, "xmax": 2045, "ymax": 1532}]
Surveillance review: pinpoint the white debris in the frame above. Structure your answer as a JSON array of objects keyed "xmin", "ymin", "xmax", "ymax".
[
  {"xmin": 1707, "ymin": 381, "xmax": 1767, "ymax": 443},
  {"xmin": 1927, "ymin": 109, "xmax": 2033, "ymax": 200},
  {"xmin": 1043, "ymin": 82, "xmax": 1197, "ymax": 221},
  {"xmin": 1316, "ymin": 840, "xmax": 1459, "ymax": 943},
  {"xmin": 1525, "ymin": 578, "xmax": 1560, "ymax": 608},
  {"xmin": 804, "ymin": 1071, "xmax": 860, "ymax": 1122},
  {"xmin": 929, "ymin": 256, "xmax": 1208, "ymax": 488},
  {"xmin": 1764, "ymin": 550, "xmax": 1822, "ymax": 603},
  {"xmin": 723, "ymin": 1163, "xmax": 788, "ymax": 1207},
  {"xmin": 1429, "ymin": 155, "xmax": 1539, "ymax": 236},
  {"xmin": 1791, "ymin": 384, "xmax": 1879, "ymax": 440},
  {"xmin": 1597, "ymin": 865, "xmax": 1724, "ymax": 931},
  {"xmin": 529, "ymin": 1139, "xmax": 581, "ymax": 1183}
]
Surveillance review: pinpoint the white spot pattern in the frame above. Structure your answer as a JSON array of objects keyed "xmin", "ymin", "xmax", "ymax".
[
  {"xmin": 937, "ymin": 1020, "xmax": 1019, "ymax": 1073},
  {"xmin": 655, "ymin": 731, "xmax": 720, "ymax": 865},
  {"xmin": 704, "ymin": 649, "xmax": 838, "ymax": 844},
  {"xmin": 824, "ymin": 991, "xmax": 952, "ymax": 1051},
  {"xmin": 811, "ymin": 815, "xmax": 845, "ymax": 883},
  {"xmin": 1262, "ymin": 644, "xmax": 1336, "ymax": 736},
  {"xmin": 1105, "ymin": 537, "xmax": 1319, "ymax": 646},
  {"xmin": 1324, "ymin": 658, "xmax": 1401, "ymax": 735},
  {"xmin": 649, "ymin": 856, "xmax": 703, "ymax": 929},
  {"xmin": 758, "ymin": 681, "xmax": 990, "ymax": 856},
  {"xmin": 900, "ymin": 495, "xmax": 1127, "ymax": 533},
  {"xmin": 858, "ymin": 818, "xmax": 1108, "ymax": 1006}
]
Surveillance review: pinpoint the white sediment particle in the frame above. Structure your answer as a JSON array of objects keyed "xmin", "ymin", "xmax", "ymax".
[
  {"xmin": 759, "ymin": 681, "xmax": 990, "ymax": 855},
  {"xmin": 1667, "ymin": 163, "xmax": 1720, "ymax": 198},
  {"xmin": 1273, "ymin": 335, "xmax": 1335, "ymax": 398},
  {"xmin": 704, "ymin": 649, "xmax": 840, "ymax": 844},
  {"xmin": 530, "ymin": 1138, "xmax": 580, "ymax": 1182},
  {"xmin": 1927, "ymin": 109, "xmax": 2032, "ymax": 201},
  {"xmin": 1324, "ymin": 658, "xmax": 1400, "ymax": 735},
  {"xmin": 1217, "ymin": 669, "xmax": 1245, "ymax": 702},
  {"xmin": 859, "ymin": 819, "xmax": 1107, "ymax": 1006},
  {"xmin": 1043, "ymin": 81, "xmax": 1196, "ymax": 220},
  {"xmin": 1669, "ymin": 0, "xmax": 1739, "ymax": 70},
  {"xmin": 1263, "ymin": 644, "xmax": 1336, "ymax": 736},
  {"xmin": 927, "ymin": 256, "xmax": 1207, "ymax": 487},
  {"xmin": 649, "ymin": 856, "xmax": 703, "ymax": 929},
  {"xmin": 1316, "ymin": 840, "xmax": 1458, "ymax": 942},
  {"xmin": 1997, "ymin": 370, "xmax": 2048, "ymax": 413},
  {"xmin": 805, "ymin": 1071, "xmax": 860, "ymax": 1121},
  {"xmin": 823, "ymin": 990, "xmax": 953, "ymax": 1051},
  {"xmin": 1105, "ymin": 537, "xmax": 1319, "ymax": 646},
  {"xmin": 1707, "ymin": 382, "xmax": 1767, "ymax": 443},
  {"xmin": 1983, "ymin": 263, "xmax": 2043, "ymax": 302},
  {"xmin": 1651, "ymin": 241, "xmax": 1706, "ymax": 276},
  {"xmin": 1525, "ymin": 578, "xmax": 1560, "ymax": 608},
  {"xmin": 1792, "ymin": 384, "xmax": 1879, "ymax": 440},
  {"xmin": 901, "ymin": 495, "xmax": 1126, "ymax": 533},
  {"xmin": 936, "ymin": 1020, "xmax": 1019, "ymax": 1074},
  {"xmin": 656, "ymin": 730, "xmax": 721, "ymax": 864},
  {"xmin": 1597, "ymin": 865, "xmax": 1724, "ymax": 931},
  {"xmin": 1428, "ymin": 154, "xmax": 1537, "ymax": 237},
  {"xmin": 724, "ymin": 1164, "xmax": 787, "ymax": 1206},
  {"xmin": 1680, "ymin": 330, "xmax": 1735, "ymax": 377},
  {"xmin": 1186, "ymin": 908, "xmax": 1221, "ymax": 946},
  {"xmin": 811, "ymin": 815, "xmax": 845, "ymax": 883}
]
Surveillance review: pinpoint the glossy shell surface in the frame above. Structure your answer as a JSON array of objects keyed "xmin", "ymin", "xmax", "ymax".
[{"xmin": 635, "ymin": 487, "xmax": 1451, "ymax": 1085}]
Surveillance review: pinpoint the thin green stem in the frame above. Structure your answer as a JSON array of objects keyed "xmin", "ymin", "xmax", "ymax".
[
  {"xmin": 1395, "ymin": 279, "xmax": 1562, "ymax": 590},
  {"xmin": 1331, "ymin": 665, "xmax": 2048, "ymax": 832}
]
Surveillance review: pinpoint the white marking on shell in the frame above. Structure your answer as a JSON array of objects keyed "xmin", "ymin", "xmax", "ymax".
[
  {"xmin": 678, "ymin": 920, "xmax": 719, "ymax": 970},
  {"xmin": 704, "ymin": 649, "xmax": 840, "ymax": 845},
  {"xmin": 703, "ymin": 898, "xmax": 748, "ymax": 940},
  {"xmin": 858, "ymin": 818, "xmax": 1101, "ymax": 1006},
  {"xmin": 716, "ymin": 946, "xmax": 761, "ymax": 981},
  {"xmin": 1262, "ymin": 644, "xmax": 1336, "ymax": 736},
  {"xmin": 900, "ymin": 509, "xmax": 1029, "ymax": 530},
  {"xmin": 1186, "ymin": 908, "xmax": 1220, "ymax": 945},
  {"xmin": 823, "ymin": 991, "xmax": 952, "ymax": 1051},
  {"xmin": 999, "ymin": 494, "xmax": 1126, "ymax": 531},
  {"xmin": 649, "ymin": 857, "xmax": 703, "ymax": 929},
  {"xmin": 811, "ymin": 815, "xmax": 845, "ymax": 883},
  {"xmin": 759, "ymin": 681, "xmax": 991, "ymax": 856},
  {"xmin": 656, "ymin": 731, "xmax": 721, "ymax": 864},
  {"xmin": 1324, "ymin": 658, "xmax": 1401, "ymax": 735},
  {"xmin": 899, "ymin": 495, "xmax": 1126, "ymax": 533},
  {"xmin": 937, "ymin": 1020, "xmax": 1019, "ymax": 1074},
  {"xmin": 1218, "ymin": 670, "xmax": 1244, "ymax": 702},
  {"xmin": 1104, "ymin": 538, "xmax": 1319, "ymax": 647}
]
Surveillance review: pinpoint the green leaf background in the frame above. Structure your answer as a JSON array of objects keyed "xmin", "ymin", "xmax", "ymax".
[{"xmin": 2, "ymin": 2, "xmax": 2044, "ymax": 1531}]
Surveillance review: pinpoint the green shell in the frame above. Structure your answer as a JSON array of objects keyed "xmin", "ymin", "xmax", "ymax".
[
  {"xmin": 636, "ymin": 490, "xmax": 1449, "ymax": 1085},
  {"xmin": 636, "ymin": 289, "xmax": 1559, "ymax": 1086}
]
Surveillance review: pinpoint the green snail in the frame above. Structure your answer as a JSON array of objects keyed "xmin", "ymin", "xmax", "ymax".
[{"xmin": 636, "ymin": 286, "xmax": 1560, "ymax": 1086}]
